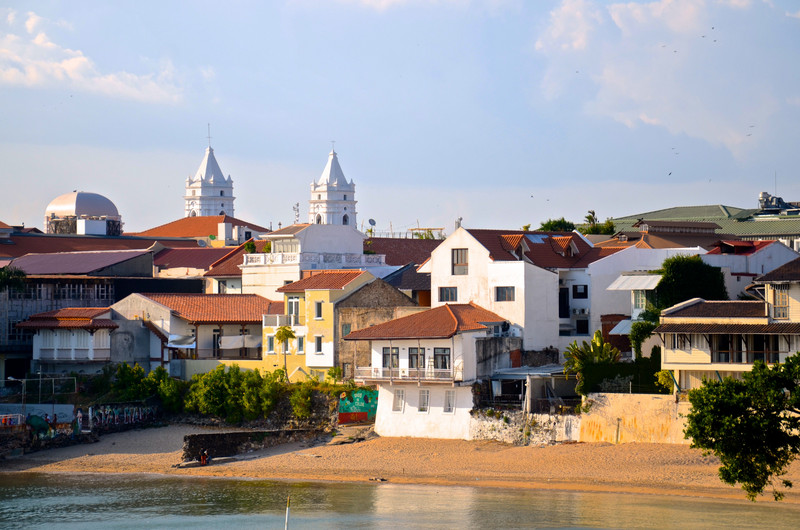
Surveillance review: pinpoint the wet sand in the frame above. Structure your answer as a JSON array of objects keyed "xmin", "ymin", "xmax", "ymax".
[{"xmin": 3, "ymin": 424, "xmax": 799, "ymax": 503}]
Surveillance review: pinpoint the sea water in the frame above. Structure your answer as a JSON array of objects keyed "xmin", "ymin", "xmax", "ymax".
[{"xmin": 1, "ymin": 473, "xmax": 799, "ymax": 529}]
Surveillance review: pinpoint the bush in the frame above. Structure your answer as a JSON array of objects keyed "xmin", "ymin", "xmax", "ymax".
[{"xmin": 290, "ymin": 380, "xmax": 315, "ymax": 420}]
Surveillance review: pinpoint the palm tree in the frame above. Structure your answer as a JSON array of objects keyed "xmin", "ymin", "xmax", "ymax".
[
  {"xmin": 563, "ymin": 330, "xmax": 621, "ymax": 395},
  {"xmin": 274, "ymin": 325, "xmax": 296, "ymax": 382},
  {"xmin": 0, "ymin": 266, "xmax": 25, "ymax": 292}
]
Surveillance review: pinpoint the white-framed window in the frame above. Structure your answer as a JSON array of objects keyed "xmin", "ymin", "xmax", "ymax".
[
  {"xmin": 773, "ymin": 285, "xmax": 789, "ymax": 319},
  {"xmin": 408, "ymin": 347, "xmax": 424, "ymax": 369},
  {"xmin": 382, "ymin": 347, "xmax": 399, "ymax": 368},
  {"xmin": 287, "ymin": 296, "xmax": 300, "ymax": 320},
  {"xmin": 267, "ymin": 335, "xmax": 275, "ymax": 353},
  {"xmin": 392, "ymin": 389, "xmax": 405, "ymax": 412},
  {"xmin": 443, "ymin": 389, "xmax": 456, "ymax": 414},
  {"xmin": 315, "ymin": 301, "xmax": 323, "ymax": 319},
  {"xmin": 452, "ymin": 248, "xmax": 468, "ymax": 275},
  {"xmin": 418, "ymin": 389, "xmax": 430, "ymax": 413},
  {"xmin": 297, "ymin": 336, "xmax": 304, "ymax": 354},
  {"xmin": 434, "ymin": 347, "xmax": 451, "ymax": 369},
  {"xmin": 315, "ymin": 335, "xmax": 323, "ymax": 354},
  {"xmin": 495, "ymin": 286, "xmax": 515, "ymax": 302},
  {"xmin": 439, "ymin": 287, "xmax": 457, "ymax": 302},
  {"xmin": 633, "ymin": 290, "xmax": 647, "ymax": 310}
]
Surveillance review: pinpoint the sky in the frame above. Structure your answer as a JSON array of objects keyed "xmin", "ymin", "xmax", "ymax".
[{"xmin": 2, "ymin": 0, "xmax": 799, "ymax": 235}]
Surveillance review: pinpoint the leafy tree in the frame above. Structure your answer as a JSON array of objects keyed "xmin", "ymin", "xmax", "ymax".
[
  {"xmin": 629, "ymin": 320, "xmax": 658, "ymax": 359},
  {"xmin": 275, "ymin": 326, "xmax": 296, "ymax": 381},
  {"xmin": 327, "ymin": 366, "xmax": 343, "ymax": 383},
  {"xmin": 654, "ymin": 370, "xmax": 674, "ymax": 393},
  {"xmin": 184, "ymin": 365, "xmax": 228, "ymax": 417},
  {"xmin": 521, "ymin": 224, "xmax": 531, "ymax": 231},
  {"xmin": 563, "ymin": 330, "xmax": 621, "ymax": 395},
  {"xmin": 577, "ymin": 210, "xmax": 615, "ymax": 235},
  {"xmin": 685, "ymin": 355, "xmax": 800, "ymax": 501},
  {"xmin": 290, "ymin": 380, "xmax": 315, "ymax": 419},
  {"xmin": 539, "ymin": 217, "xmax": 576, "ymax": 232},
  {"xmin": 241, "ymin": 369, "xmax": 264, "ymax": 421},
  {"xmin": 243, "ymin": 240, "xmax": 256, "ymax": 253},
  {"xmin": 0, "ymin": 266, "xmax": 26, "ymax": 292},
  {"xmin": 656, "ymin": 255, "xmax": 728, "ymax": 309},
  {"xmin": 260, "ymin": 368, "xmax": 285, "ymax": 417},
  {"xmin": 112, "ymin": 362, "xmax": 149, "ymax": 401},
  {"xmin": 223, "ymin": 364, "xmax": 245, "ymax": 423},
  {"xmin": 262, "ymin": 241, "xmax": 271, "ymax": 253}
]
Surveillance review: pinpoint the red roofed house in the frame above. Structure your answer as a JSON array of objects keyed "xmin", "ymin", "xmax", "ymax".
[
  {"xmin": 17, "ymin": 308, "xmax": 118, "ymax": 374},
  {"xmin": 203, "ymin": 239, "xmax": 270, "ymax": 294},
  {"xmin": 657, "ymin": 256, "xmax": 800, "ymax": 392},
  {"xmin": 128, "ymin": 215, "xmax": 270, "ymax": 247},
  {"xmin": 111, "ymin": 293, "xmax": 282, "ymax": 379},
  {"xmin": 346, "ymin": 302, "xmax": 520, "ymax": 439},
  {"xmin": 418, "ymin": 226, "xmax": 625, "ymax": 353}
]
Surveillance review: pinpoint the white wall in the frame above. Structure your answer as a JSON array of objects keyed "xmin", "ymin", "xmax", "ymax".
[{"xmin": 374, "ymin": 384, "xmax": 473, "ymax": 439}]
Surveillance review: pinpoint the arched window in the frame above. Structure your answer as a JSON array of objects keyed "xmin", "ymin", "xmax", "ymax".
[
  {"xmin": 342, "ymin": 214, "xmax": 349, "ymax": 225},
  {"xmin": 190, "ymin": 211, "xmax": 197, "ymax": 217},
  {"xmin": 316, "ymin": 214, "xmax": 322, "ymax": 224},
  {"xmin": 344, "ymin": 195, "xmax": 347, "ymax": 201},
  {"xmin": 219, "ymin": 210, "xmax": 225, "ymax": 215},
  {"xmin": 220, "ymin": 191, "xmax": 224, "ymax": 196}
]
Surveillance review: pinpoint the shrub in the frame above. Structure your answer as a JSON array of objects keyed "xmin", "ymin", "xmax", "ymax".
[{"xmin": 290, "ymin": 380, "xmax": 315, "ymax": 420}]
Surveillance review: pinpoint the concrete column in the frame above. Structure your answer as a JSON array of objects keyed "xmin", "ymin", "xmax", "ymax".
[{"xmin": 88, "ymin": 331, "xmax": 95, "ymax": 361}]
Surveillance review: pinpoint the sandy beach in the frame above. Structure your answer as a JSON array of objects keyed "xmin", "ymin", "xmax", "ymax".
[{"xmin": 3, "ymin": 424, "xmax": 800, "ymax": 504}]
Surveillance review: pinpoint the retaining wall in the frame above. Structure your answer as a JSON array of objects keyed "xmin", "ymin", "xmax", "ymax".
[
  {"xmin": 468, "ymin": 410, "xmax": 580, "ymax": 445},
  {"xmin": 579, "ymin": 393, "xmax": 690, "ymax": 444}
]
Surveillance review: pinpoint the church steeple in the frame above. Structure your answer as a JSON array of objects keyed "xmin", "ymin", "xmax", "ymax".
[
  {"xmin": 309, "ymin": 149, "xmax": 357, "ymax": 227},
  {"xmin": 184, "ymin": 146, "xmax": 235, "ymax": 217}
]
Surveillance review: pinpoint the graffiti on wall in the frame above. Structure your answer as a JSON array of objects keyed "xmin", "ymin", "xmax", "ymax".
[{"xmin": 338, "ymin": 388, "xmax": 378, "ymax": 424}]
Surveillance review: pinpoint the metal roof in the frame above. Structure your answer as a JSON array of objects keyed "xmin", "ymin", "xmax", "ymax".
[{"xmin": 607, "ymin": 274, "xmax": 662, "ymax": 291}]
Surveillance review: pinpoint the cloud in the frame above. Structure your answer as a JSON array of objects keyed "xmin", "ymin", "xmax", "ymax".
[
  {"xmin": 787, "ymin": 9, "xmax": 800, "ymax": 19},
  {"xmin": 0, "ymin": 11, "xmax": 182, "ymax": 104},
  {"xmin": 535, "ymin": 0, "xmax": 798, "ymax": 158},
  {"xmin": 327, "ymin": 0, "xmax": 517, "ymax": 11}
]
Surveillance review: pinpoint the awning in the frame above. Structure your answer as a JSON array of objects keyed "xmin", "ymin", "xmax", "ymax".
[
  {"xmin": 609, "ymin": 319, "xmax": 633, "ymax": 335},
  {"xmin": 219, "ymin": 335, "xmax": 261, "ymax": 349},
  {"xmin": 492, "ymin": 364, "xmax": 566, "ymax": 380},
  {"xmin": 607, "ymin": 274, "xmax": 662, "ymax": 291},
  {"xmin": 167, "ymin": 334, "xmax": 196, "ymax": 348}
]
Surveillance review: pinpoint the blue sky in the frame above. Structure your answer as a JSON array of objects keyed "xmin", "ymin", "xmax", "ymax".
[{"xmin": 2, "ymin": 0, "xmax": 799, "ymax": 234}]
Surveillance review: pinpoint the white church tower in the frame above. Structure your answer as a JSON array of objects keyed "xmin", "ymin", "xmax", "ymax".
[
  {"xmin": 309, "ymin": 149, "xmax": 357, "ymax": 226},
  {"xmin": 184, "ymin": 146, "xmax": 235, "ymax": 217}
]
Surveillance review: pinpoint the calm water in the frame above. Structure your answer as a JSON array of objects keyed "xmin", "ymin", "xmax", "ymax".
[{"xmin": 1, "ymin": 473, "xmax": 799, "ymax": 529}]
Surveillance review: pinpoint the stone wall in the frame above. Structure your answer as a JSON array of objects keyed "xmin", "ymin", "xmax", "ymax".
[
  {"xmin": 475, "ymin": 337, "xmax": 524, "ymax": 378},
  {"xmin": 182, "ymin": 429, "xmax": 319, "ymax": 461},
  {"xmin": 468, "ymin": 409, "xmax": 580, "ymax": 445},
  {"xmin": 579, "ymin": 392, "xmax": 690, "ymax": 444}
]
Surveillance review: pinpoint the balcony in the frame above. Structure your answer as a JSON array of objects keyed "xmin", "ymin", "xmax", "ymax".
[
  {"xmin": 263, "ymin": 314, "xmax": 303, "ymax": 327},
  {"xmin": 712, "ymin": 350, "xmax": 781, "ymax": 364},
  {"xmin": 242, "ymin": 252, "xmax": 386, "ymax": 267},
  {"xmin": 354, "ymin": 366, "xmax": 458, "ymax": 383}
]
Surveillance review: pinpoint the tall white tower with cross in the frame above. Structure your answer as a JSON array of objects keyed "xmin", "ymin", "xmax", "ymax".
[{"xmin": 308, "ymin": 147, "xmax": 357, "ymax": 227}]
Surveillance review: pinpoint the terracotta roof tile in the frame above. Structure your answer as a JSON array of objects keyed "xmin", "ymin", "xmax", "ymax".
[
  {"xmin": 17, "ymin": 307, "xmax": 117, "ymax": 330},
  {"xmin": 364, "ymin": 237, "xmax": 442, "ymax": 266},
  {"xmin": 655, "ymin": 323, "xmax": 800, "ymax": 334},
  {"xmin": 665, "ymin": 300, "xmax": 765, "ymax": 318},
  {"xmin": 29, "ymin": 307, "xmax": 111, "ymax": 319},
  {"xmin": 11, "ymin": 249, "xmax": 151, "ymax": 275},
  {"xmin": 140, "ymin": 293, "xmax": 281, "ymax": 323},
  {"xmin": 129, "ymin": 215, "xmax": 270, "ymax": 238},
  {"xmin": 154, "ymin": 247, "xmax": 232, "ymax": 270},
  {"xmin": 345, "ymin": 302, "xmax": 505, "ymax": 340},
  {"xmin": 277, "ymin": 270, "xmax": 367, "ymax": 292}
]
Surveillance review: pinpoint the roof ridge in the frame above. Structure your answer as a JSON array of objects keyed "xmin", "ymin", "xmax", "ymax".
[{"xmin": 443, "ymin": 304, "xmax": 459, "ymax": 336}]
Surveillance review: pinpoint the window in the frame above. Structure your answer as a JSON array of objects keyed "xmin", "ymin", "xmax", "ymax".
[
  {"xmin": 382, "ymin": 347, "xmax": 399, "ymax": 368},
  {"xmin": 452, "ymin": 248, "xmax": 468, "ymax": 275},
  {"xmin": 287, "ymin": 296, "xmax": 300, "ymax": 320},
  {"xmin": 344, "ymin": 194, "xmax": 348, "ymax": 200},
  {"xmin": 572, "ymin": 285, "xmax": 588, "ymax": 299},
  {"xmin": 418, "ymin": 389, "xmax": 430, "ymax": 413},
  {"xmin": 576, "ymin": 319, "xmax": 589, "ymax": 335},
  {"xmin": 267, "ymin": 335, "xmax": 275, "ymax": 353},
  {"xmin": 343, "ymin": 214, "xmax": 349, "ymax": 225},
  {"xmin": 341, "ymin": 323, "xmax": 351, "ymax": 337},
  {"xmin": 392, "ymin": 389, "xmax": 405, "ymax": 412},
  {"xmin": 439, "ymin": 287, "xmax": 457, "ymax": 302},
  {"xmin": 671, "ymin": 333, "xmax": 688, "ymax": 350},
  {"xmin": 633, "ymin": 290, "xmax": 647, "ymax": 310},
  {"xmin": 315, "ymin": 336, "xmax": 323, "ymax": 354},
  {"xmin": 297, "ymin": 336, "xmax": 304, "ymax": 353},
  {"xmin": 434, "ymin": 347, "xmax": 450, "ymax": 370},
  {"xmin": 774, "ymin": 285, "xmax": 789, "ymax": 319},
  {"xmin": 444, "ymin": 390, "xmax": 456, "ymax": 414},
  {"xmin": 409, "ymin": 347, "xmax": 425, "ymax": 369},
  {"xmin": 495, "ymin": 286, "xmax": 515, "ymax": 302},
  {"xmin": 315, "ymin": 301, "xmax": 323, "ymax": 319},
  {"xmin": 220, "ymin": 191, "xmax": 224, "ymax": 196}
]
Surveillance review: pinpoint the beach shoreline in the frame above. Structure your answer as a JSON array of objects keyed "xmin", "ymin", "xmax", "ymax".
[{"xmin": 2, "ymin": 423, "xmax": 799, "ymax": 504}]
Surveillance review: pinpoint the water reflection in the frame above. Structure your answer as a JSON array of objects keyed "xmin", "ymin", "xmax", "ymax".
[{"xmin": 1, "ymin": 473, "xmax": 799, "ymax": 529}]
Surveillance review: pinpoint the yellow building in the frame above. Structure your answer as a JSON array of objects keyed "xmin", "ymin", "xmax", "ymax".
[{"xmin": 263, "ymin": 270, "xmax": 375, "ymax": 381}]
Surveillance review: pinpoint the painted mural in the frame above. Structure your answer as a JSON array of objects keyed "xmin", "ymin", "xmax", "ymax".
[{"xmin": 338, "ymin": 388, "xmax": 378, "ymax": 424}]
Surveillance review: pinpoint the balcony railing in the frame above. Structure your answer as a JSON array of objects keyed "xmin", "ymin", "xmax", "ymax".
[
  {"xmin": 37, "ymin": 348, "xmax": 111, "ymax": 362},
  {"xmin": 263, "ymin": 314, "xmax": 303, "ymax": 327},
  {"xmin": 711, "ymin": 350, "xmax": 782, "ymax": 364},
  {"xmin": 354, "ymin": 366, "xmax": 458, "ymax": 382},
  {"xmin": 171, "ymin": 348, "xmax": 261, "ymax": 361},
  {"xmin": 242, "ymin": 252, "xmax": 386, "ymax": 267}
]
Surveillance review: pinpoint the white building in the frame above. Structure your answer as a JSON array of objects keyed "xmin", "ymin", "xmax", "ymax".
[
  {"xmin": 184, "ymin": 147, "xmax": 235, "ymax": 218},
  {"xmin": 44, "ymin": 191, "xmax": 122, "ymax": 236},
  {"xmin": 309, "ymin": 149, "xmax": 357, "ymax": 227}
]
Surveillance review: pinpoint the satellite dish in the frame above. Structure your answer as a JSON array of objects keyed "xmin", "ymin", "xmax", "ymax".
[{"xmin": 368, "ymin": 219, "xmax": 376, "ymax": 226}]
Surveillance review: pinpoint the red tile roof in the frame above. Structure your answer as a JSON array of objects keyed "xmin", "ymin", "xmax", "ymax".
[
  {"xmin": 0, "ymin": 233, "xmax": 199, "ymax": 260},
  {"xmin": 129, "ymin": 215, "xmax": 270, "ymax": 238},
  {"xmin": 757, "ymin": 256, "xmax": 800, "ymax": 283},
  {"xmin": 345, "ymin": 302, "xmax": 505, "ymax": 340},
  {"xmin": 364, "ymin": 237, "xmax": 442, "ymax": 266},
  {"xmin": 706, "ymin": 240, "xmax": 775, "ymax": 255},
  {"xmin": 17, "ymin": 307, "xmax": 117, "ymax": 330},
  {"xmin": 277, "ymin": 270, "xmax": 368, "ymax": 292},
  {"xmin": 11, "ymin": 249, "xmax": 151, "ymax": 275},
  {"xmin": 140, "ymin": 293, "xmax": 282, "ymax": 323},
  {"xmin": 204, "ymin": 239, "xmax": 270, "ymax": 278},
  {"xmin": 664, "ymin": 300, "xmax": 766, "ymax": 318},
  {"xmin": 0, "ymin": 221, "xmax": 11, "ymax": 229},
  {"xmin": 154, "ymin": 247, "xmax": 232, "ymax": 270},
  {"xmin": 655, "ymin": 322, "xmax": 800, "ymax": 334}
]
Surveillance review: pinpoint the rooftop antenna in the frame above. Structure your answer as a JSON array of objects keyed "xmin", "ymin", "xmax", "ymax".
[
  {"xmin": 292, "ymin": 203, "xmax": 300, "ymax": 224},
  {"xmin": 330, "ymin": 140, "xmax": 336, "ymax": 153},
  {"xmin": 207, "ymin": 123, "xmax": 212, "ymax": 148}
]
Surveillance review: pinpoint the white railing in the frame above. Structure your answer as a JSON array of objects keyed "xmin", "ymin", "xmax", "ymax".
[
  {"xmin": 263, "ymin": 314, "xmax": 303, "ymax": 327},
  {"xmin": 242, "ymin": 252, "xmax": 386, "ymax": 267},
  {"xmin": 354, "ymin": 367, "xmax": 458, "ymax": 382}
]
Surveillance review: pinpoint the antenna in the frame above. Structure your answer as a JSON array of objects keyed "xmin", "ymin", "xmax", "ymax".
[
  {"xmin": 207, "ymin": 124, "xmax": 212, "ymax": 148},
  {"xmin": 330, "ymin": 140, "xmax": 336, "ymax": 153},
  {"xmin": 292, "ymin": 203, "xmax": 300, "ymax": 224}
]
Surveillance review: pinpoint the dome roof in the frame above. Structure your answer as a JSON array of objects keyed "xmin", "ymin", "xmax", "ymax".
[{"xmin": 45, "ymin": 191, "xmax": 120, "ymax": 220}]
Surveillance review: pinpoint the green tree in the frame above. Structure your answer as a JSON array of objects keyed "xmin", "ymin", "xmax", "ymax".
[
  {"xmin": 0, "ymin": 266, "xmax": 26, "ymax": 292},
  {"xmin": 290, "ymin": 380, "xmax": 315, "ymax": 419},
  {"xmin": 521, "ymin": 224, "xmax": 531, "ymax": 231},
  {"xmin": 243, "ymin": 240, "xmax": 256, "ymax": 253},
  {"xmin": 563, "ymin": 330, "xmax": 621, "ymax": 395},
  {"xmin": 241, "ymin": 369, "xmax": 264, "ymax": 421},
  {"xmin": 112, "ymin": 362, "xmax": 148, "ymax": 401},
  {"xmin": 685, "ymin": 355, "xmax": 800, "ymax": 501},
  {"xmin": 275, "ymin": 326, "xmax": 296, "ymax": 381},
  {"xmin": 656, "ymin": 255, "xmax": 728, "ymax": 308},
  {"xmin": 539, "ymin": 217, "xmax": 576, "ymax": 232}
]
